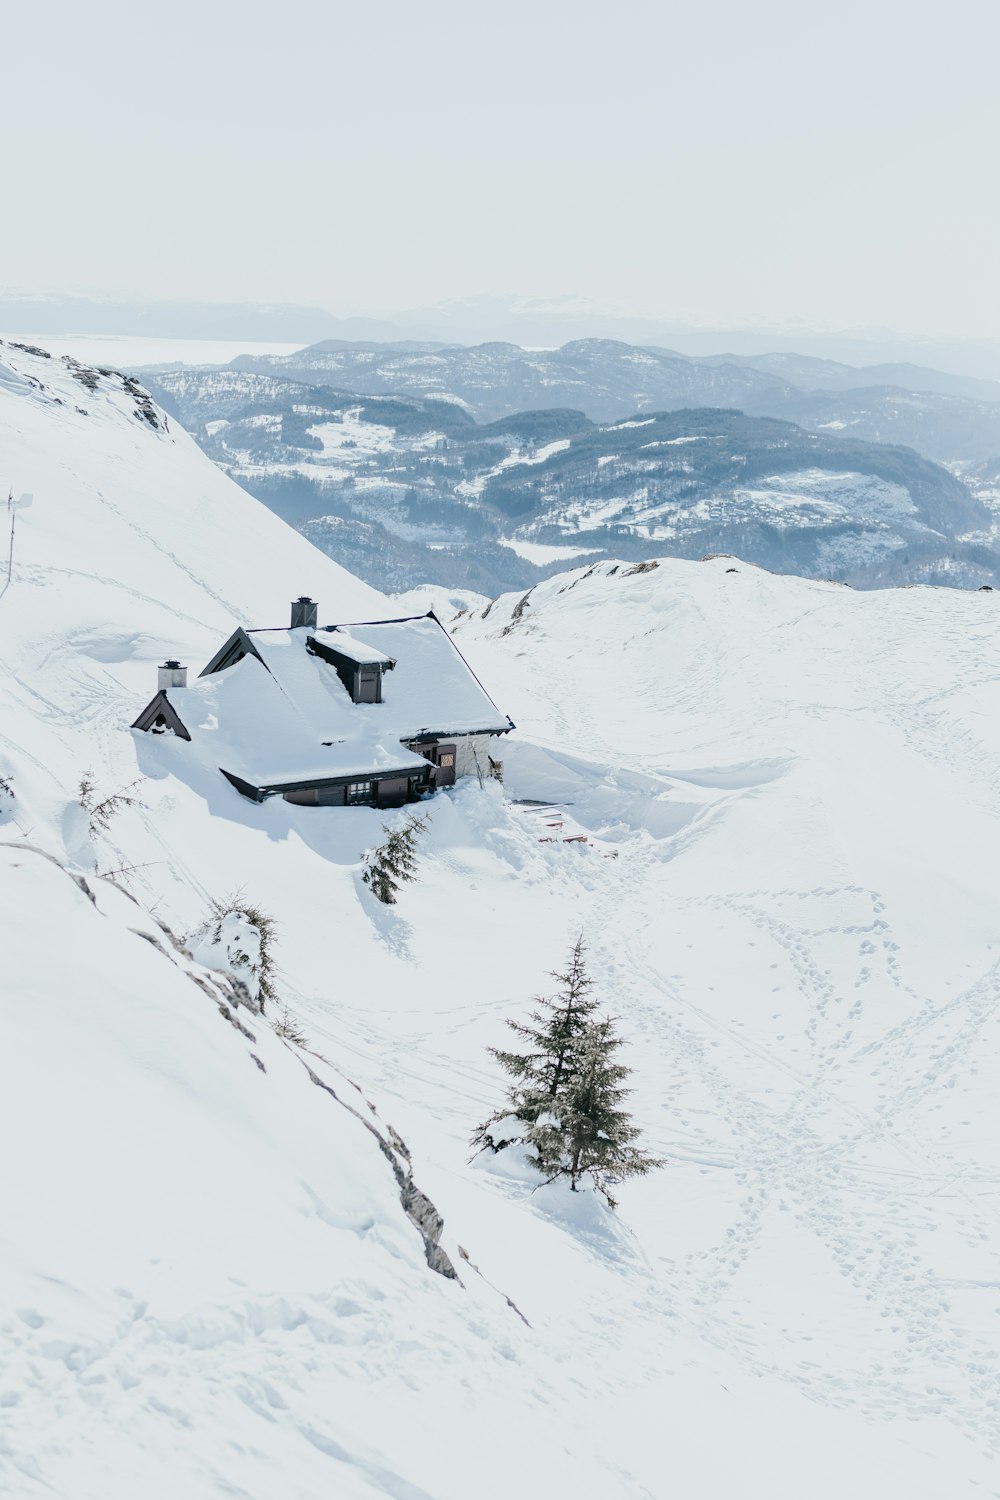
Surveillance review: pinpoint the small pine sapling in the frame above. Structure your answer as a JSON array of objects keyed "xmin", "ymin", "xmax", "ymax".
[
  {"xmin": 362, "ymin": 811, "xmax": 430, "ymax": 905},
  {"xmin": 273, "ymin": 1004, "xmax": 308, "ymax": 1047}
]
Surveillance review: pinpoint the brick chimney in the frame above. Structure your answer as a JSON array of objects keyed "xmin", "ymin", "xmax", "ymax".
[
  {"xmin": 291, "ymin": 596, "xmax": 319, "ymax": 629},
  {"xmin": 157, "ymin": 659, "xmax": 188, "ymax": 690}
]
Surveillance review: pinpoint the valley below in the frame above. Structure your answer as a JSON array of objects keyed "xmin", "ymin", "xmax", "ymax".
[{"xmin": 143, "ymin": 337, "xmax": 1000, "ymax": 596}]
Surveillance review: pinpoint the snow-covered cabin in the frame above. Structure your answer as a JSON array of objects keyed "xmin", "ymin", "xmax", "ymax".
[{"xmin": 131, "ymin": 597, "xmax": 514, "ymax": 807}]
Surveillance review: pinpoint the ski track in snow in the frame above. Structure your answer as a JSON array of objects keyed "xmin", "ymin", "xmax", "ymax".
[
  {"xmin": 441, "ymin": 567, "xmax": 1000, "ymax": 1471},
  {"xmin": 286, "ymin": 808, "xmax": 1000, "ymax": 1458}
]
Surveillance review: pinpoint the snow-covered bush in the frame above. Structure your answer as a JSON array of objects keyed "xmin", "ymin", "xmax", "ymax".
[
  {"xmin": 0, "ymin": 775, "xmax": 16, "ymax": 831},
  {"xmin": 187, "ymin": 895, "xmax": 279, "ymax": 1012}
]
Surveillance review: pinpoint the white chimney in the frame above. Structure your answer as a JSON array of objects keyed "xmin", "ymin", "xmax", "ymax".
[
  {"xmin": 158, "ymin": 659, "xmax": 187, "ymax": 691},
  {"xmin": 291, "ymin": 596, "xmax": 319, "ymax": 629}
]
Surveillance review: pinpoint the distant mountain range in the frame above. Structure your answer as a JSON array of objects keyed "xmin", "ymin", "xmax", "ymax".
[
  {"xmin": 217, "ymin": 339, "xmax": 1000, "ymax": 463},
  {"xmin": 147, "ymin": 360, "xmax": 1000, "ymax": 596},
  {"xmin": 10, "ymin": 293, "xmax": 1000, "ymax": 379}
]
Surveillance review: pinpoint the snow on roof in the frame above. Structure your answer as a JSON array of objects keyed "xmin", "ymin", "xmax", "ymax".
[
  {"xmin": 149, "ymin": 612, "xmax": 510, "ymax": 792},
  {"xmin": 246, "ymin": 629, "xmax": 360, "ymax": 740},
  {"xmin": 328, "ymin": 615, "xmax": 511, "ymax": 738},
  {"xmin": 310, "ymin": 628, "xmax": 394, "ymax": 667},
  {"xmin": 162, "ymin": 655, "xmax": 429, "ymax": 788}
]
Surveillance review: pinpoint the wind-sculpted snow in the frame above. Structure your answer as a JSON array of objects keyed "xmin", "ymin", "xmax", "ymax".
[{"xmin": 3, "ymin": 348, "xmax": 1000, "ymax": 1496}]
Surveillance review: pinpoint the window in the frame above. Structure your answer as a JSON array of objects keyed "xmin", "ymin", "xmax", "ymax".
[
  {"xmin": 438, "ymin": 753, "xmax": 455, "ymax": 768},
  {"xmin": 347, "ymin": 781, "xmax": 373, "ymax": 803}
]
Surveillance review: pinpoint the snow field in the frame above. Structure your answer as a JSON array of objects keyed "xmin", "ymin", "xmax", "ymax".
[{"xmin": 3, "ymin": 342, "xmax": 1000, "ymax": 1496}]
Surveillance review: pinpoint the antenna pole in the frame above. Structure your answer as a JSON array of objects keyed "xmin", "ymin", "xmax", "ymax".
[{"xmin": 0, "ymin": 490, "xmax": 14, "ymax": 600}]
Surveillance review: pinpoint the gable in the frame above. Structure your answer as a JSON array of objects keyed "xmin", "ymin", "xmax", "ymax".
[
  {"xmin": 200, "ymin": 627, "xmax": 264, "ymax": 678},
  {"xmin": 131, "ymin": 690, "xmax": 192, "ymax": 741}
]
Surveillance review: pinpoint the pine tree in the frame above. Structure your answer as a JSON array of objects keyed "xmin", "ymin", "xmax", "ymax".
[
  {"xmin": 553, "ymin": 1018, "xmax": 662, "ymax": 1208},
  {"xmin": 362, "ymin": 811, "xmax": 430, "ymax": 905},
  {"xmin": 472, "ymin": 938, "xmax": 661, "ymax": 1208},
  {"xmin": 471, "ymin": 936, "xmax": 598, "ymax": 1152}
]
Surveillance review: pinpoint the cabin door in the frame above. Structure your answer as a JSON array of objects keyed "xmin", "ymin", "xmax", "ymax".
[{"xmin": 427, "ymin": 743, "xmax": 457, "ymax": 786}]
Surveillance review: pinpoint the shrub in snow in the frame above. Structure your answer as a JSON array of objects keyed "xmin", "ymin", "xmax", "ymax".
[
  {"xmin": 77, "ymin": 770, "xmax": 143, "ymax": 838},
  {"xmin": 362, "ymin": 811, "xmax": 430, "ymax": 905},
  {"xmin": 187, "ymin": 895, "xmax": 279, "ymax": 1012},
  {"xmin": 272, "ymin": 1004, "xmax": 308, "ymax": 1047},
  {"xmin": 472, "ymin": 936, "xmax": 661, "ymax": 1209},
  {"xmin": 0, "ymin": 775, "xmax": 17, "ymax": 832}
]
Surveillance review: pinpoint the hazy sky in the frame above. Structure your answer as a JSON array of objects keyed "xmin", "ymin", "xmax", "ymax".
[{"xmin": 4, "ymin": 0, "xmax": 999, "ymax": 337}]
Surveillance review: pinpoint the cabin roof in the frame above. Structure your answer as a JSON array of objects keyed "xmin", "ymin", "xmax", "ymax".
[
  {"xmin": 221, "ymin": 612, "xmax": 511, "ymax": 741},
  {"xmin": 157, "ymin": 655, "xmax": 432, "ymax": 786}
]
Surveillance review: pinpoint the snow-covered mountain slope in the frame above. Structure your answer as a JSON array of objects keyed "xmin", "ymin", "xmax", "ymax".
[
  {"xmin": 718, "ymin": 350, "xmax": 1000, "ymax": 404},
  {"xmin": 749, "ymin": 383, "xmax": 1000, "ymax": 464},
  {"xmin": 451, "ymin": 556, "xmax": 1000, "ymax": 1479},
  {"xmin": 145, "ymin": 370, "xmax": 996, "ymax": 594},
  {"xmin": 228, "ymin": 336, "xmax": 1000, "ymax": 423},
  {"xmin": 220, "ymin": 337, "xmax": 1000, "ymax": 468},
  {"xmin": 3, "ymin": 344, "xmax": 1000, "ymax": 1498},
  {"xmin": 0, "ymin": 340, "xmax": 382, "ymax": 819},
  {"xmin": 230, "ymin": 336, "xmax": 794, "ymax": 421}
]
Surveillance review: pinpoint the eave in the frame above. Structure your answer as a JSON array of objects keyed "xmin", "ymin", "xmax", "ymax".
[
  {"xmin": 220, "ymin": 762, "xmax": 432, "ymax": 803},
  {"xmin": 404, "ymin": 720, "xmax": 515, "ymax": 744}
]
